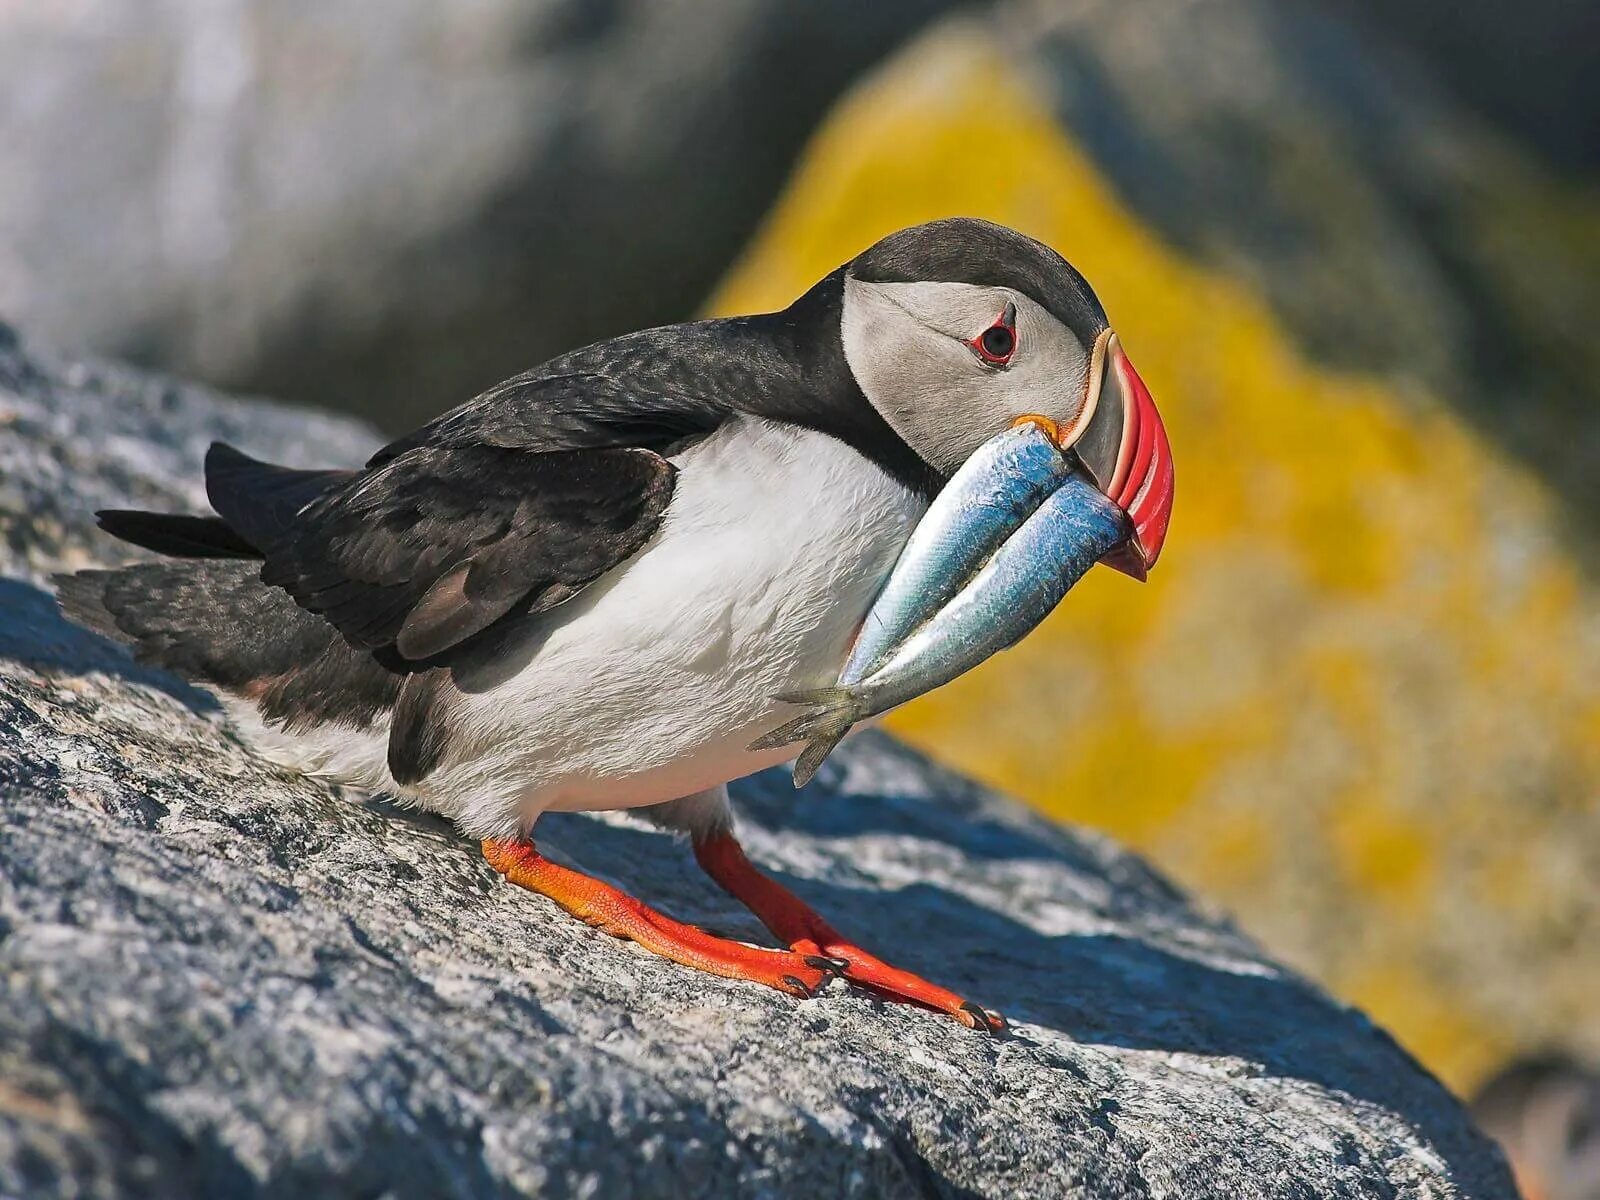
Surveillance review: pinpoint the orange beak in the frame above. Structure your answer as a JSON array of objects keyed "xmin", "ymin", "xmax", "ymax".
[{"xmin": 1063, "ymin": 331, "xmax": 1174, "ymax": 581}]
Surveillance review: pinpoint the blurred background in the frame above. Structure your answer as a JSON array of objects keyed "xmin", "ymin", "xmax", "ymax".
[{"xmin": 3, "ymin": 0, "xmax": 1597, "ymax": 1187}]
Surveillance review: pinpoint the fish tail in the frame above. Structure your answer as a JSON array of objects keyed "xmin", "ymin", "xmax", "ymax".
[
  {"xmin": 748, "ymin": 686, "xmax": 863, "ymax": 788},
  {"xmin": 792, "ymin": 728, "xmax": 850, "ymax": 789}
]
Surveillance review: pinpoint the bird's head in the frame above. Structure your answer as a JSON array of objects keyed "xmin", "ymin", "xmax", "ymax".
[{"xmin": 841, "ymin": 218, "xmax": 1173, "ymax": 579}]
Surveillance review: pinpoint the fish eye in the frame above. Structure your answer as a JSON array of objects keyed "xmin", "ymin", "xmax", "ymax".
[{"xmin": 969, "ymin": 302, "xmax": 1018, "ymax": 366}]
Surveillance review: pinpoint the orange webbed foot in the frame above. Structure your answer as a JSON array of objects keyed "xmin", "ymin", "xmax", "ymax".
[
  {"xmin": 693, "ymin": 833, "xmax": 1008, "ymax": 1034},
  {"xmin": 483, "ymin": 838, "xmax": 840, "ymax": 998}
]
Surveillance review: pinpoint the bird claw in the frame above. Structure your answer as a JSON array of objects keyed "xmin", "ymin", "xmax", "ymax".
[
  {"xmin": 780, "ymin": 970, "xmax": 835, "ymax": 999},
  {"xmin": 805, "ymin": 954, "xmax": 851, "ymax": 973},
  {"xmin": 959, "ymin": 1000, "xmax": 1009, "ymax": 1036}
]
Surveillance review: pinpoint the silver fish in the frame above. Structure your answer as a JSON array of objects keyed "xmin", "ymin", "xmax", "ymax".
[
  {"xmin": 752, "ymin": 471, "xmax": 1129, "ymax": 786},
  {"xmin": 838, "ymin": 420, "xmax": 1073, "ymax": 684}
]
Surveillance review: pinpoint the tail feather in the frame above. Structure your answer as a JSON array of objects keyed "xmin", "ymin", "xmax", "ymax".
[
  {"xmin": 96, "ymin": 510, "xmax": 261, "ymax": 559},
  {"xmin": 203, "ymin": 442, "xmax": 350, "ymax": 552},
  {"xmin": 53, "ymin": 560, "xmax": 403, "ymax": 730},
  {"xmin": 90, "ymin": 441, "xmax": 351, "ymax": 565},
  {"xmin": 54, "ymin": 560, "xmax": 299, "ymax": 683},
  {"xmin": 748, "ymin": 686, "xmax": 863, "ymax": 787}
]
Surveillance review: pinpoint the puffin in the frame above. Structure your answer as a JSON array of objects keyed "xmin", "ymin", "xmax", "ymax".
[{"xmin": 58, "ymin": 218, "xmax": 1173, "ymax": 1032}]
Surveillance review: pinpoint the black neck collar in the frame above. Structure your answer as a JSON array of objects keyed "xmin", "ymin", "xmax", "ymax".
[{"xmin": 728, "ymin": 269, "xmax": 941, "ymax": 500}]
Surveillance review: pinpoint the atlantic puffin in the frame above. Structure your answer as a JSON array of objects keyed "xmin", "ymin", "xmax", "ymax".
[{"xmin": 58, "ymin": 218, "xmax": 1174, "ymax": 1032}]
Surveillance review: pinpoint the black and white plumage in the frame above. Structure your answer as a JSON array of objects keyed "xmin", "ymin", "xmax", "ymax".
[{"xmin": 59, "ymin": 218, "xmax": 1132, "ymax": 842}]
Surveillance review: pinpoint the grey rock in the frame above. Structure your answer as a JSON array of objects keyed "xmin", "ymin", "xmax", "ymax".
[
  {"xmin": 0, "ymin": 327, "xmax": 1517, "ymax": 1197},
  {"xmin": 0, "ymin": 0, "xmax": 954, "ymax": 434}
]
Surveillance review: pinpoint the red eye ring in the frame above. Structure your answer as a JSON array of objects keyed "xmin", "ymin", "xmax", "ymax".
[{"xmin": 969, "ymin": 302, "xmax": 1018, "ymax": 365}]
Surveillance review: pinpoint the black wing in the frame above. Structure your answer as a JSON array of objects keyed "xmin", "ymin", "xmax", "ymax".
[
  {"xmin": 206, "ymin": 439, "xmax": 675, "ymax": 662},
  {"xmin": 191, "ymin": 368, "xmax": 718, "ymax": 662},
  {"xmin": 99, "ymin": 362, "xmax": 735, "ymax": 662}
]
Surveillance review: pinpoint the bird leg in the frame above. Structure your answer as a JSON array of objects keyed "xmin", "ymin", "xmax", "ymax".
[
  {"xmin": 482, "ymin": 838, "xmax": 840, "ymax": 997},
  {"xmin": 692, "ymin": 832, "xmax": 1006, "ymax": 1033}
]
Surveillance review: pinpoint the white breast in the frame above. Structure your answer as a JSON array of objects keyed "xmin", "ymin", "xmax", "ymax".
[{"xmin": 242, "ymin": 417, "xmax": 925, "ymax": 839}]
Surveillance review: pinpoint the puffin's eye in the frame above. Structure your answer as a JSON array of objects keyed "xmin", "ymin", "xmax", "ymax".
[
  {"xmin": 969, "ymin": 302, "xmax": 1018, "ymax": 366},
  {"xmin": 980, "ymin": 325, "xmax": 1015, "ymax": 360}
]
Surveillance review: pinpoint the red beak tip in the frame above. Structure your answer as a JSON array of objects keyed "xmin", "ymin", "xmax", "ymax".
[{"xmin": 1106, "ymin": 342, "xmax": 1173, "ymax": 577}]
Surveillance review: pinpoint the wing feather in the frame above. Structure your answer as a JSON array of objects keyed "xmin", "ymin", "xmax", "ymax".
[{"xmin": 214, "ymin": 441, "xmax": 676, "ymax": 660}]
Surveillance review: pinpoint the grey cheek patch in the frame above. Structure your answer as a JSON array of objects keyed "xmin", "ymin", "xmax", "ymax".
[{"xmin": 841, "ymin": 276, "xmax": 1091, "ymax": 474}]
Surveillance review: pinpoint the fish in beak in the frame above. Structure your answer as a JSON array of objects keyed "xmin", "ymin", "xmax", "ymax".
[
  {"xmin": 753, "ymin": 416, "xmax": 1143, "ymax": 785},
  {"xmin": 1062, "ymin": 331, "xmax": 1175, "ymax": 581},
  {"xmin": 753, "ymin": 331, "xmax": 1176, "ymax": 784}
]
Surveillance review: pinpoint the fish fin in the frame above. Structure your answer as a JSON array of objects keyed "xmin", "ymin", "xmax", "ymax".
[
  {"xmin": 792, "ymin": 729, "xmax": 848, "ymax": 789},
  {"xmin": 748, "ymin": 687, "xmax": 862, "ymax": 786},
  {"xmin": 769, "ymin": 686, "xmax": 856, "ymax": 709},
  {"xmin": 748, "ymin": 687, "xmax": 858, "ymax": 749}
]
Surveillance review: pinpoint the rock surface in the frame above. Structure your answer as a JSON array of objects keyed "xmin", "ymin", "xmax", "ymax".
[{"xmin": 0, "ymin": 327, "xmax": 1517, "ymax": 1197}]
